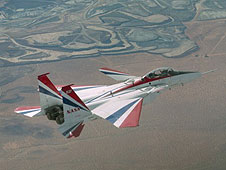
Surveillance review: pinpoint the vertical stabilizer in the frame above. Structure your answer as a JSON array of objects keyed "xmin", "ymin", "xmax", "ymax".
[
  {"xmin": 59, "ymin": 85, "xmax": 91, "ymax": 138},
  {"xmin": 61, "ymin": 85, "xmax": 91, "ymax": 123},
  {"xmin": 38, "ymin": 73, "xmax": 62, "ymax": 111}
]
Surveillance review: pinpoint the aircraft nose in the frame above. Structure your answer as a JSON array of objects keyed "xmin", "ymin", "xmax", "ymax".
[{"xmin": 180, "ymin": 72, "xmax": 201, "ymax": 84}]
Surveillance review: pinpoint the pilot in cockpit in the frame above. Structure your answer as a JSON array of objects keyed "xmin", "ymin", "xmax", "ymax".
[
  {"xmin": 143, "ymin": 68, "xmax": 176, "ymax": 80},
  {"xmin": 160, "ymin": 69, "xmax": 168, "ymax": 76},
  {"xmin": 148, "ymin": 73, "xmax": 155, "ymax": 78}
]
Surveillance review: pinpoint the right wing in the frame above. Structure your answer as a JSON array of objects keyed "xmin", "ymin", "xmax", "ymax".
[
  {"xmin": 99, "ymin": 67, "xmax": 137, "ymax": 81},
  {"xmin": 93, "ymin": 85, "xmax": 169, "ymax": 128},
  {"xmin": 93, "ymin": 98, "xmax": 143, "ymax": 128}
]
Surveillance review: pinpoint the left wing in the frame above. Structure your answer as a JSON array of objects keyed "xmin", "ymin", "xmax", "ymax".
[{"xmin": 93, "ymin": 98, "xmax": 143, "ymax": 128}]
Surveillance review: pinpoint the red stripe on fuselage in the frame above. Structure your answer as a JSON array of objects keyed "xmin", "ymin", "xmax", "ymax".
[{"xmin": 113, "ymin": 76, "xmax": 170, "ymax": 94}]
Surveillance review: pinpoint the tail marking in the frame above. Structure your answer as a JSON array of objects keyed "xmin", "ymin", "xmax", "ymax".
[
  {"xmin": 38, "ymin": 73, "xmax": 62, "ymax": 99},
  {"xmin": 62, "ymin": 85, "xmax": 89, "ymax": 111}
]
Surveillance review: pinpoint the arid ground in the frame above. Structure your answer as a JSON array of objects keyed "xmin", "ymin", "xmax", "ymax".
[{"xmin": 0, "ymin": 0, "xmax": 226, "ymax": 170}]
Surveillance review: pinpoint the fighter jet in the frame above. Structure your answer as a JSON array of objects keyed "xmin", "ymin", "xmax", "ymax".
[{"xmin": 14, "ymin": 67, "xmax": 214, "ymax": 138}]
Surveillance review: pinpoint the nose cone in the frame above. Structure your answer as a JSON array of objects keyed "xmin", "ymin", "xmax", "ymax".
[{"xmin": 180, "ymin": 72, "xmax": 201, "ymax": 84}]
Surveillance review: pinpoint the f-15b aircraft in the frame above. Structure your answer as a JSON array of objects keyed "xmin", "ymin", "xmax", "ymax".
[{"xmin": 15, "ymin": 67, "xmax": 213, "ymax": 138}]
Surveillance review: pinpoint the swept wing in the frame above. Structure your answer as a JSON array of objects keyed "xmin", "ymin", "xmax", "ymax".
[
  {"xmin": 93, "ymin": 85, "xmax": 168, "ymax": 128},
  {"xmin": 93, "ymin": 98, "xmax": 143, "ymax": 128}
]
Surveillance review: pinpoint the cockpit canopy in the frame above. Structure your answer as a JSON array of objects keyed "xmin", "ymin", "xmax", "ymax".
[{"xmin": 143, "ymin": 67, "xmax": 177, "ymax": 79}]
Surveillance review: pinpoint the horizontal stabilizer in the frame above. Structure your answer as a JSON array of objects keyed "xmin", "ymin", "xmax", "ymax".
[
  {"xmin": 14, "ymin": 106, "xmax": 42, "ymax": 117},
  {"xmin": 99, "ymin": 67, "xmax": 136, "ymax": 81},
  {"xmin": 93, "ymin": 98, "xmax": 143, "ymax": 128}
]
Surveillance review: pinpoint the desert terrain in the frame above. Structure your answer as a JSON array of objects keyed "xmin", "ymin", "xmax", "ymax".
[{"xmin": 0, "ymin": 0, "xmax": 226, "ymax": 170}]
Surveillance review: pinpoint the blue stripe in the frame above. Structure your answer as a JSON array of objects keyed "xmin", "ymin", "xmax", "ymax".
[
  {"xmin": 39, "ymin": 86, "xmax": 61, "ymax": 99},
  {"xmin": 20, "ymin": 109, "xmax": 40, "ymax": 115},
  {"xmin": 106, "ymin": 99, "xmax": 139, "ymax": 124},
  {"xmin": 101, "ymin": 71, "xmax": 125, "ymax": 76},
  {"xmin": 63, "ymin": 97, "xmax": 86, "ymax": 111}
]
